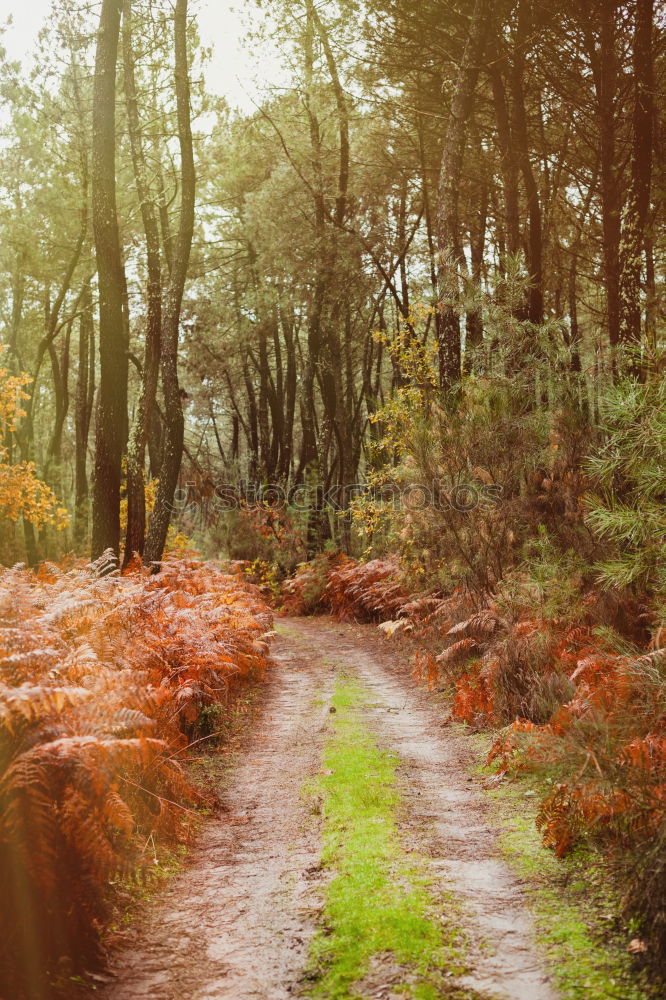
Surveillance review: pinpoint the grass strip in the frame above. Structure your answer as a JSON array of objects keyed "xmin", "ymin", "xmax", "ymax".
[{"xmin": 305, "ymin": 675, "xmax": 481, "ymax": 1000}]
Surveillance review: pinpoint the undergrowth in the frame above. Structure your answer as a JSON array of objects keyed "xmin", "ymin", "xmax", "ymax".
[
  {"xmin": 480, "ymin": 770, "xmax": 658, "ymax": 1000},
  {"xmin": 0, "ymin": 553, "xmax": 272, "ymax": 998}
]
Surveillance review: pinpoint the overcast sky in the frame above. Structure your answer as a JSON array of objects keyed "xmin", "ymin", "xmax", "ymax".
[{"xmin": 2, "ymin": 0, "xmax": 282, "ymax": 112}]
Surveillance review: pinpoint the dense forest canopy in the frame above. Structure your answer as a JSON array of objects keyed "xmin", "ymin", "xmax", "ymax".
[{"xmin": 0, "ymin": 0, "xmax": 663, "ymax": 576}]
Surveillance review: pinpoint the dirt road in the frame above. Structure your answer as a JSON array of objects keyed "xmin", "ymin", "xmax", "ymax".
[{"xmin": 97, "ymin": 617, "xmax": 557, "ymax": 1000}]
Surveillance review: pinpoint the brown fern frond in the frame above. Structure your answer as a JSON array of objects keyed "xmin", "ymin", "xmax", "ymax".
[
  {"xmin": 0, "ymin": 683, "xmax": 92, "ymax": 734},
  {"xmin": 447, "ymin": 611, "xmax": 507, "ymax": 641},
  {"xmin": 436, "ymin": 637, "xmax": 480, "ymax": 666}
]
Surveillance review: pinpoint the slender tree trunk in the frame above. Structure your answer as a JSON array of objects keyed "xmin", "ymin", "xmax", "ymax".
[
  {"xmin": 436, "ymin": 0, "xmax": 492, "ymax": 390},
  {"xmin": 397, "ymin": 179, "xmax": 410, "ymax": 323},
  {"xmin": 242, "ymin": 360, "xmax": 260, "ymax": 479},
  {"xmin": 265, "ymin": 312, "xmax": 284, "ymax": 479},
  {"xmin": 270, "ymin": 306, "xmax": 286, "ymax": 479},
  {"xmin": 619, "ymin": 0, "xmax": 654, "ymax": 348},
  {"xmin": 416, "ymin": 108, "xmax": 439, "ymax": 304},
  {"xmin": 465, "ymin": 130, "xmax": 488, "ymax": 362},
  {"xmin": 91, "ymin": 0, "xmax": 128, "ymax": 562},
  {"xmin": 231, "ymin": 414, "xmax": 240, "ymax": 463},
  {"xmin": 278, "ymin": 301, "xmax": 297, "ymax": 482},
  {"xmin": 210, "ymin": 404, "xmax": 227, "ymax": 465},
  {"xmin": 592, "ymin": 1, "xmax": 622, "ymax": 348},
  {"xmin": 122, "ymin": 0, "xmax": 163, "ymax": 567},
  {"xmin": 510, "ymin": 0, "xmax": 543, "ymax": 325},
  {"xmin": 312, "ymin": 0, "xmax": 354, "ymax": 512},
  {"xmin": 74, "ymin": 281, "xmax": 95, "ymax": 549},
  {"xmin": 489, "ymin": 54, "xmax": 521, "ymax": 260},
  {"xmin": 645, "ymin": 227, "xmax": 657, "ymax": 350},
  {"xmin": 45, "ymin": 322, "xmax": 72, "ymax": 492},
  {"xmin": 144, "ymin": 0, "xmax": 195, "ymax": 567},
  {"xmin": 223, "ymin": 366, "xmax": 250, "ymax": 470},
  {"xmin": 568, "ymin": 257, "xmax": 582, "ymax": 374},
  {"xmin": 256, "ymin": 331, "xmax": 272, "ymax": 478},
  {"xmin": 300, "ymin": 0, "xmax": 330, "ymax": 490}
]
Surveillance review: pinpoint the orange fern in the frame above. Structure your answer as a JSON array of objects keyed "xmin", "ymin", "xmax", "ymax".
[{"xmin": 0, "ymin": 554, "xmax": 273, "ymax": 996}]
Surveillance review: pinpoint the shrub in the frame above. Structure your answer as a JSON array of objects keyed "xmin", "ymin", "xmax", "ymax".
[
  {"xmin": 209, "ymin": 503, "xmax": 307, "ymax": 575},
  {"xmin": 440, "ymin": 612, "xmax": 575, "ymax": 727},
  {"xmin": 487, "ymin": 640, "xmax": 666, "ymax": 966},
  {"xmin": 350, "ymin": 299, "xmax": 597, "ymax": 600},
  {"xmin": 325, "ymin": 557, "xmax": 410, "ymax": 622},
  {"xmin": 281, "ymin": 552, "xmax": 350, "ymax": 615}
]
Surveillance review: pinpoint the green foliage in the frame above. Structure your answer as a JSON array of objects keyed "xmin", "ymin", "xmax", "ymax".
[
  {"xmin": 585, "ymin": 369, "xmax": 666, "ymax": 617},
  {"xmin": 352, "ymin": 296, "xmax": 595, "ymax": 597},
  {"xmin": 496, "ymin": 527, "xmax": 589, "ymax": 625},
  {"xmin": 282, "ymin": 550, "xmax": 343, "ymax": 615},
  {"xmin": 197, "ymin": 505, "xmax": 307, "ymax": 576}
]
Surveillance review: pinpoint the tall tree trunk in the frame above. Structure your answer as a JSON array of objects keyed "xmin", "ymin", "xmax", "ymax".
[
  {"xmin": 122, "ymin": 0, "xmax": 163, "ymax": 567},
  {"xmin": 210, "ymin": 403, "xmax": 227, "ymax": 466},
  {"xmin": 256, "ymin": 331, "xmax": 272, "ymax": 479},
  {"xmin": 270, "ymin": 306, "xmax": 286, "ymax": 479},
  {"xmin": 465, "ymin": 129, "xmax": 488, "ymax": 362},
  {"xmin": 299, "ymin": 0, "xmax": 326, "ymax": 556},
  {"xmin": 45, "ymin": 322, "xmax": 72, "ymax": 493},
  {"xmin": 74, "ymin": 281, "xmax": 95, "ymax": 549},
  {"xmin": 242, "ymin": 359, "xmax": 260, "ymax": 479},
  {"xmin": 397, "ymin": 179, "xmax": 410, "ymax": 323},
  {"xmin": 645, "ymin": 226, "xmax": 657, "ymax": 350},
  {"xmin": 436, "ymin": 0, "xmax": 492, "ymax": 390},
  {"xmin": 510, "ymin": 0, "xmax": 544, "ymax": 325},
  {"xmin": 416, "ymin": 107, "xmax": 439, "ymax": 304},
  {"xmin": 231, "ymin": 413, "xmax": 240, "ymax": 463},
  {"xmin": 589, "ymin": 1, "xmax": 622, "ymax": 348},
  {"xmin": 278, "ymin": 299, "xmax": 297, "ymax": 482},
  {"xmin": 144, "ymin": 0, "xmax": 195, "ymax": 567},
  {"xmin": 489, "ymin": 54, "xmax": 521, "ymax": 260},
  {"xmin": 310, "ymin": 4, "xmax": 349, "ymax": 500},
  {"xmin": 619, "ymin": 0, "xmax": 654, "ymax": 348},
  {"xmin": 91, "ymin": 0, "xmax": 128, "ymax": 562},
  {"xmin": 299, "ymin": 0, "xmax": 328, "ymax": 493},
  {"xmin": 568, "ymin": 257, "xmax": 582, "ymax": 374},
  {"xmin": 312, "ymin": 0, "xmax": 353, "ymax": 505}
]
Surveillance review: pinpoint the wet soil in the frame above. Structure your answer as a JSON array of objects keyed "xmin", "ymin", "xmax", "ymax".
[{"xmin": 95, "ymin": 617, "xmax": 557, "ymax": 1000}]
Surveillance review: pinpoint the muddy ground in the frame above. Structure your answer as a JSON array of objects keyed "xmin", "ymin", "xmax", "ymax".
[{"xmin": 95, "ymin": 617, "xmax": 557, "ymax": 1000}]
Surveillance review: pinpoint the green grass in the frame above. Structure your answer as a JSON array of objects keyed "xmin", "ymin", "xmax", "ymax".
[{"xmin": 305, "ymin": 676, "xmax": 482, "ymax": 1000}]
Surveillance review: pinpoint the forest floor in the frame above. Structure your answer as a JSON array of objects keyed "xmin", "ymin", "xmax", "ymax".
[{"xmin": 87, "ymin": 617, "xmax": 633, "ymax": 1000}]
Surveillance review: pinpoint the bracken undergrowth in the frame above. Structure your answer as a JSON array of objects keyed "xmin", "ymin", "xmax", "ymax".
[{"xmin": 0, "ymin": 553, "xmax": 272, "ymax": 999}]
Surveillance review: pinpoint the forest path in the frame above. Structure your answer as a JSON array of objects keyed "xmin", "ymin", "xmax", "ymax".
[{"xmin": 96, "ymin": 617, "xmax": 557, "ymax": 1000}]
